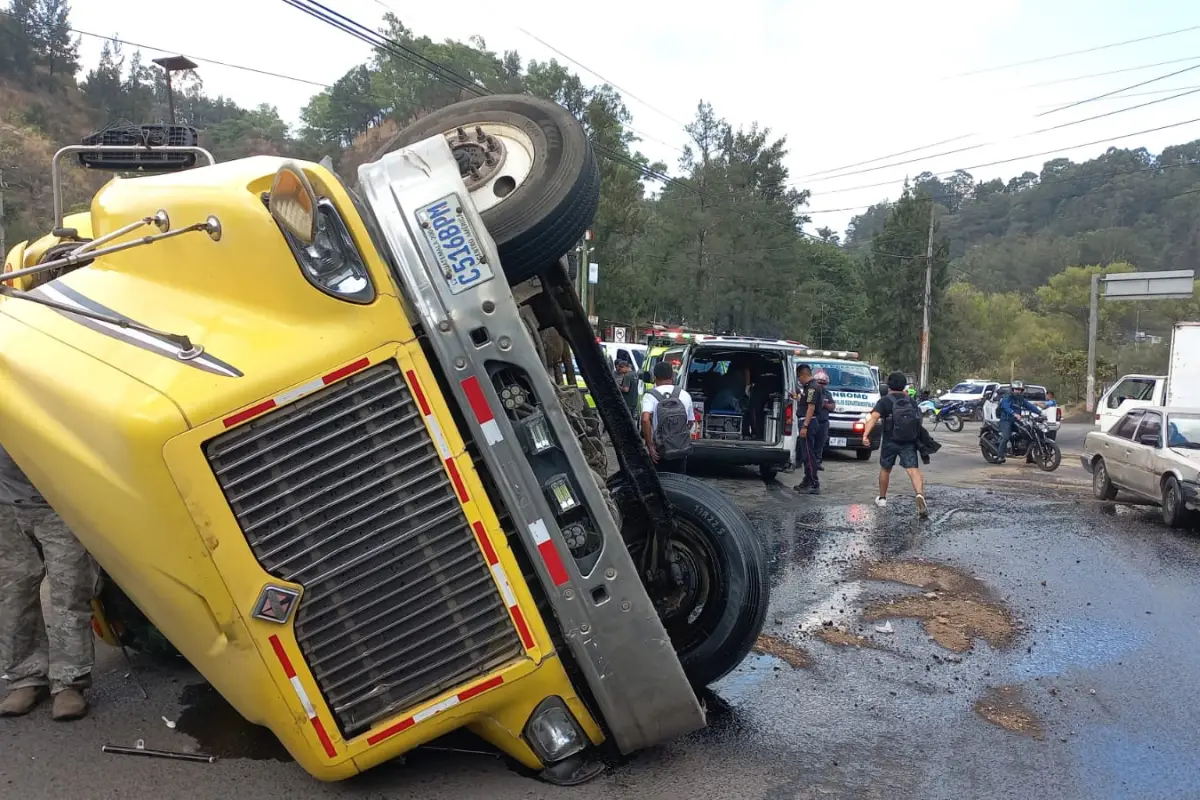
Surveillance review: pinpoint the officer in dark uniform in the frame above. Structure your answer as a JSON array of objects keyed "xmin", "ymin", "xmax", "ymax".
[{"xmin": 794, "ymin": 363, "xmax": 827, "ymax": 495}]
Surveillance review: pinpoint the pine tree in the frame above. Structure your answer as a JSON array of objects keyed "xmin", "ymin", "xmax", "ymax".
[{"xmin": 35, "ymin": 0, "xmax": 78, "ymax": 80}]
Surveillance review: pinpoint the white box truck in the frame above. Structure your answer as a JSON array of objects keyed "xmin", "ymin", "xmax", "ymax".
[{"xmin": 1096, "ymin": 321, "xmax": 1200, "ymax": 431}]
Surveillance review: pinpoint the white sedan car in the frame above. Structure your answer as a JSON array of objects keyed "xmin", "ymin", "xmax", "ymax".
[{"xmin": 1081, "ymin": 406, "xmax": 1200, "ymax": 528}]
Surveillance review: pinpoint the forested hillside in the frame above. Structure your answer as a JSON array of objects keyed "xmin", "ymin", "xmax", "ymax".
[{"xmin": 3, "ymin": 0, "xmax": 1199, "ymax": 399}]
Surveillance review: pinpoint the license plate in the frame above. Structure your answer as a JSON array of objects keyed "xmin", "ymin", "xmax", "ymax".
[
  {"xmin": 829, "ymin": 436, "xmax": 847, "ymax": 447},
  {"xmin": 417, "ymin": 195, "xmax": 493, "ymax": 295}
]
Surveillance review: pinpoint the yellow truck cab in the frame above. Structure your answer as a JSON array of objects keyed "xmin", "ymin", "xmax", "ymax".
[{"xmin": 0, "ymin": 99, "xmax": 766, "ymax": 786}]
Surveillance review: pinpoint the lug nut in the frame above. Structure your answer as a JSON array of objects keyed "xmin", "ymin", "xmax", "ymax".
[{"xmin": 457, "ymin": 127, "xmax": 467, "ymax": 140}]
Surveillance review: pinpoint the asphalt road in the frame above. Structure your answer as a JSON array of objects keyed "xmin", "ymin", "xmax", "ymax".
[{"xmin": 4, "ymin": 419, "xmax": 1199, "ymax": 799}]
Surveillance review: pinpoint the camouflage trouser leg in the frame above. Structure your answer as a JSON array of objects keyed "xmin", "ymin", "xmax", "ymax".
[{"xmin": 0, "ymin": 505, "xmax": 98, "ymax": 693}]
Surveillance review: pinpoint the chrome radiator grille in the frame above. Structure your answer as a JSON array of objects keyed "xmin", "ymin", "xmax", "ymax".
[{"xmin": 205, "ymin": 360, "xmax": 522, "ymax": 737}]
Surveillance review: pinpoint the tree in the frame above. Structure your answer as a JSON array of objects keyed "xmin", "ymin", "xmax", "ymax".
[
  {"xmin": 80, "ymin": 37, "xmax": 125, "ymax": 122},
  {"xmin": 34, "ymin": 0, "xmax": 78, "ymax": 83}
]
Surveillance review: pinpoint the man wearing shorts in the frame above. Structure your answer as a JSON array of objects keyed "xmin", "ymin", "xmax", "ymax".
[{"xmin": 862, "ymin": 371, "xmax": 928, "ymax": 517}]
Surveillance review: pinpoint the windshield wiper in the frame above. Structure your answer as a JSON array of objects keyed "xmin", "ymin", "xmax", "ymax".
[{"xmin": 0, "ymin": 285, "xmax": 202, "ymax": 357}]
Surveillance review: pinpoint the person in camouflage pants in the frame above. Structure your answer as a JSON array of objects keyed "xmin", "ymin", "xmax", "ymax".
[{"xmin": 0, "ymin": 445, "xmax": 98, "ymax": 721}]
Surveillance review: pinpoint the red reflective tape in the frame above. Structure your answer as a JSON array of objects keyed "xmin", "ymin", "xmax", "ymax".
[
  {"xmin": 268, "ymin": 634, "xmax": 297, "ymax": 678},
  {"xmin": 510, "ymin": 607, "xmax": 536, "ymax": 650},
  {"xmin": 322, "ymin": 357, "xmax": 370, "ymax": 385},
  {"xmin": 311, "ymin": 716, "xmax": 338, "ymax": 757},
  {"xmin": 457, "ymin": 674, "xmax": 504, "ymax": 702},
  {"xmin": 471, "ymin": 520, "xmax": 499, "ymax": 565},
  {"xmin": 460, "ymin": 376, "xmax": 495, "ymax": 424},
  {"xmin": 537, "ymin": 540, "xmax": 570, "ymax": 586},
  {"xmin": 405, "ymin": 369, "xmax": 432, "ymax": 416},
  {"xmin": 224, "ymin": 399, "xmax": 276, "ymax": 428},
  {"xmin": 366, "ymin": 716, "xmax": 415, "ymax": 745},
  {"xmin": 445, "ymin": 458, "xmax": 469, "ymax": 502}
]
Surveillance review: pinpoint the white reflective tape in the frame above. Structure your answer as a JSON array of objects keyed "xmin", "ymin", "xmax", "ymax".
[
  {"xmin": 491, "ymin": 563, "xmax": 517, "ymax": 607},
  {"xmin": 290, "ymin": 676, "xmax": 317, "ymax": 719},
  {"xmin": 479, "ymin": 418, "xmax": 503, "ymax": 445},
  {"xmin": 413, "ymin": 695, "xmax": 459, "ymax": 723},
  {"xmin": 529, "ymin": 518, "xmax": 551, "ymax": 546},
  {"xmin": 275, "ymin": 378, "xmax": 324, "ymax": 407},
  {"xmin": 426, "ymin": 415, "xmax": 452, "ymax": 459}
]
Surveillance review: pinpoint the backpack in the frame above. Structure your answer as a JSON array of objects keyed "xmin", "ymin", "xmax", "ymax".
[
  {"xmin": 889, "ymin": 394, "xmax": 922, "ymax": 443},
  {"xmin": 649, "ymin": 386, "xmax": 694, "ymax": 460}
]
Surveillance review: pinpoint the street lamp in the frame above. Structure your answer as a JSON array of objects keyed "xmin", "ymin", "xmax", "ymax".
[{"xmin": 151, "ymin": 55, "xmax": 198, "ymax": 124}]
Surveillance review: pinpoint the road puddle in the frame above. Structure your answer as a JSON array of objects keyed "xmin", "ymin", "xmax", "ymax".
[
  {"xmin": 175, "ymin": 683, "xmax": 292, "ymax": 761},
  {"xmin": 859, "ymin": 560, "xmax": 1017, "ymax": 652},
  {"xmin": 973, "ymin": 685, "xmax": 1043, "ymax": 739},
  {"xmin": 752, "ymin": 634, "xmax": 812, "ymax": 668}
]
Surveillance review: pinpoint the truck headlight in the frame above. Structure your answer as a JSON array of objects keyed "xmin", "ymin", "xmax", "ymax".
[
  {"xmin": 282, "ymin": 198, "xmax": 375, "ymax": 304},
  {"xmin": 523, "ymin": 697, "xmax": 586, "ymax": 764},
  {"xmin": 544, "ymin": 474, "xmax": 579, "ymax": 514},
  {"xmin": 521, "ymin": 411, "xmax": 555, "ymax": 455}
]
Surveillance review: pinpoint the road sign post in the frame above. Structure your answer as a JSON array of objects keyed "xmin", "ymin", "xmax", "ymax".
[{"xmin": 1086, "ymin": 269, "xmax": 1194, "ymax": 412}]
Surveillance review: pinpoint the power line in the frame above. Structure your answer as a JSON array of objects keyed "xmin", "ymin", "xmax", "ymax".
[
  {"xmin": 805, "ymin": 78, "xmax": 1200, "ymax": 188},
  {"xmin": 0, "ymin": 13, "xmax": 332, "ymax": 89},
  {"xmin": 804, "ymin": 114, "xmax": 1200, "ymax": 198},
  {"xmin": 1037, "ymin": 61, "xmax": 1200, "ymax": 117},
  {"xmin": 516, "ymin": 26, "xmax": 690, "ymax": 130},
  {"xmin": 946, "ymin": 23, "xmax": 1200, "ymax": 78},
  {"xmin": 1025, "ymin": 55, "xmax": 1200, "ymax": 88}
]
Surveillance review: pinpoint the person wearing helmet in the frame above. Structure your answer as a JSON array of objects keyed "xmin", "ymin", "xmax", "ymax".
[{"xmin": 996, "ymin": 380, "xmax": 1043, "ymax": 464}]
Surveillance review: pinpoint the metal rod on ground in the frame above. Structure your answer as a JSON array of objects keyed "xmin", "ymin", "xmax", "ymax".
[
  {"xmin": 103, "ymin": 745, "xmax": 216, "ymax": 763},
  {"xmin": 917, "ymin": 205, "xmax": 935, "ymax": 390},
  {"xmin": 1086, "ymin": 271, "xmax": 1100, "ymax": 413}
]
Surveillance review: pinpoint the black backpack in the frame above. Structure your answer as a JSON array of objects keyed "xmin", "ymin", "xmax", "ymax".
[
  {"xmin": 889, "ymin": 394, "xmax": 922, "ymax": 442},
  {"xmin": 649, "ymin": 386, "xmax": 694, "ymax": 459}
]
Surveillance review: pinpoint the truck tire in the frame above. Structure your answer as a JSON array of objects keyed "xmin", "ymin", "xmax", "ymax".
[
  {"xmin": 371, "ymin": 95, "xmax": 599, "ymax": 284},
  {"xmin": 611, "ymin": 472, "xmax": 770, "ymax": 688}
]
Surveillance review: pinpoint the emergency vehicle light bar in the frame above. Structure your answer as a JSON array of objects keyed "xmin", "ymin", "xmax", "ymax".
[{"xmin": 795, "ymin": 349, "xmax": 860, "ymax": 360}]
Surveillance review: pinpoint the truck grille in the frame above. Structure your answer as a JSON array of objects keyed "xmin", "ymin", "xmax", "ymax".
[{"xmin": 205, "ymin": 360, "xmax": 522, "ymax": 738}]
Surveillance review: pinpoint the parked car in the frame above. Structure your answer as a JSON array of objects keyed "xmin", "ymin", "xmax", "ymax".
[{"xmin": 1081, "ymin": 406, "xmax": 1200, "ymax": 527}]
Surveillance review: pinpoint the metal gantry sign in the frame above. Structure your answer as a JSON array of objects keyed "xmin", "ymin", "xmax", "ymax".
[{"xmin": 1087, "ymin": 269, "xmax": 1195, "ymax": 412}]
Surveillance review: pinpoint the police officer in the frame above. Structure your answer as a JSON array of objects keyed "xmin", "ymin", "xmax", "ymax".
[
  {"xmin": 794, "ymin": 363, "xmax": 826, "ymax": 495},
  {"xmin": 813, "ymin": 369, "xmax": 833, "ymax": 472},
  {"xmin": 0, "ymin": 444, "xmax": 98, "ymax": 720}
]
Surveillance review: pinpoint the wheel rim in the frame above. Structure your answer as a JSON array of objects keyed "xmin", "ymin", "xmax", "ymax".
[
  {"xmin": 658, "ymin": 516, "xmax": 726, "ymax": 653},
  {"xmin": 1095, "ymin": 463, "xmax": 1106, "ymax": 492},
  {"xmin": 440, "ymin": 122, "xmax": 535, "ymax": 214},
  {"xmin": 1166, "ymin": 484, "xmax": 1178, "ymax": 517}
]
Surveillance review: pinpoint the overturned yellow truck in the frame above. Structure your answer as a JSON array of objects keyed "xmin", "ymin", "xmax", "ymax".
[{"xmin": 0, "ymin": 96, "xmax": 767, "ymax": 784}]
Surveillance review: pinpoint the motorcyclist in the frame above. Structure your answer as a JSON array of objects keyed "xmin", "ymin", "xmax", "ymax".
[{"xmin": 996, "ymin": 380, "xmax": 1044, "ymax": 464}]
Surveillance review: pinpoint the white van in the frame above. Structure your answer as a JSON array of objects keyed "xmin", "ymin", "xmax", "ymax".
[{"xmin": 649, "ymin": 337, "xmax": 800, "ymax": 479}]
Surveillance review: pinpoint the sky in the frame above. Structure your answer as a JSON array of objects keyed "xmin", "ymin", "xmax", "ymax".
[{"xmin": 69, "ymin": 0, "xmax": 1200, "ymax": 235}]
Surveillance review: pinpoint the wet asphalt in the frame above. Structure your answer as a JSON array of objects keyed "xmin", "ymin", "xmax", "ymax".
[{"xmin": 3, "ymin": 422, "xmax": 1199, "ymax": 799}]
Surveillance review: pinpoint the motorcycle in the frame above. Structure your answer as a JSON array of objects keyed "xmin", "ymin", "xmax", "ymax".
[
  {"xmin": 979, "ymin": 413, "xmax": 1061, "ymax": 471},
  {"xmin": 928, "ymin": 400, "xmax": 968, "ymax": 433}
]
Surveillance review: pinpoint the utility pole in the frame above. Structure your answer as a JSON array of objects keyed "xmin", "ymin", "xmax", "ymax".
[
  {"xmin": 916, "ymin": 205, "xmax": 935, "ymax": 390},
  {"xmin": 0, "ymin": 170, "xmax": 6, "ymax": 262}
]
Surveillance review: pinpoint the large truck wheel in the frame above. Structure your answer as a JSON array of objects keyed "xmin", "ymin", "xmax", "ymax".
[
  {"xmin": 611, "ymin": 472, "xmax": 770, "ymax": 688},
  {"xmin": 371, "ymin": 95, "xmax": 599, "ymax": 284}
]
